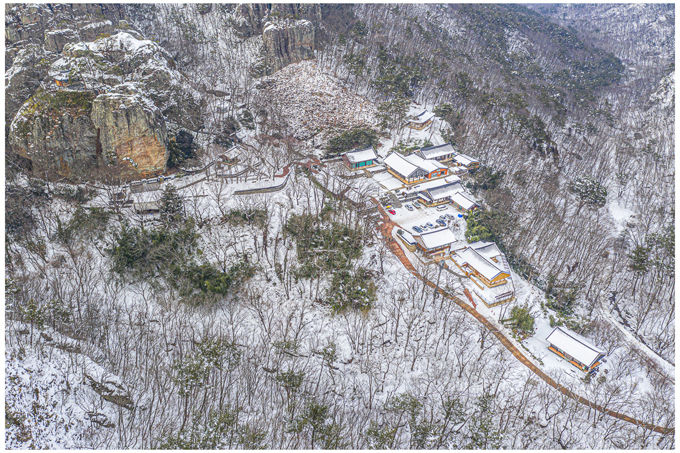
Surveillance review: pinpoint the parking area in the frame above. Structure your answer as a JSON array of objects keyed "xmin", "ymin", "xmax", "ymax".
[{"xmin": 385, "ymin": 201, "xmax": 466, "ymax": 238}]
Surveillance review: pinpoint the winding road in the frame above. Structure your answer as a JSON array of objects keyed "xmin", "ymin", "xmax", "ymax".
[{"xmin": 373, "ymin": 200, "xmax": 674, "ymax": 436}]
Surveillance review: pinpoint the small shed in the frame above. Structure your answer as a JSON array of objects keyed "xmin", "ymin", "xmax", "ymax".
[
  {"xmin": 54, "ymin": 73, "xmax": 70, "ymax": 87},
  {"xmin": 408, "ymin": 111, "xmax": 435, "ymax": 130},
  {"xmin": 396, "ymin": 228, "xmax": 417, "ymax": 252},
  {"xmin": 133, "ymin": 200, "xmax": 160, "ymax": 214},
  {"xmin": 450, "ymin": 192, "xmax": 478, "ymax": 212},
  {"xmin": 545, "ymin": 326, "xmax": 606, "ymax": 373},
  {"xmin": 343, "ymin": 147, "xmax": 378, "ymax": 170},
  {"xmin": 453, "ymin": 153, "xmax": 480, "ymax": 170}
]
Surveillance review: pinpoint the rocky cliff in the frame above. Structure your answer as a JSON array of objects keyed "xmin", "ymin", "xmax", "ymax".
[
  {"xmin": 6, "ymin": 4, "xmax": 201, "ymax": 180},
  {"xmin": 8, "ymin": 89, "xmax": 98, "ymax": 177},
  {"xmin": 233, "ymin": 3, "xmax": 321, "ymax": 37},
  {"xmin": 8, "ymin": 86, "xmax": 168, "ymax": 178},
  {"xmin": 91, "ymin": 91, "xmax": 168, "ymax": 175},
  {"xmin": 262, "ymin": 19, "xmax": 316, "ymax": 75}
]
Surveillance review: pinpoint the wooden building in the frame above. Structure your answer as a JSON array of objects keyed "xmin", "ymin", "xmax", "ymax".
[
  {"xmin": 413, "ymin": 228, "xmax": 458, "ymax": 258},
  {"xmin": 451, "ymin": 241, "xmax": 515, "ymax": 306},
  {"xmin": 453, "ymin": 246, "xmax": 510, "ymax": 287},
  {"xmin": 396, "ymin": 228, "xmax": 417, "ymax": 252},
  {"xmin": 545, "ymin": 326, "xmax": 606, "ymax": 373},
  {"xmin": 452, "ymin": 153, "xmax": 480, "ymax": 171},
  {"xmin": 133, "ymin": 200, "xmax": 160, "ymax": 214},
  {"xmin": 342, "ymin": 147, "xmax": 378, "ymax": 170},
  {"xmin": 416, "ymin": 143, "xmax": 456, "ymax": 162},
  {"xmin": 407, "ymin": 111, "xmax": 435, "ymax": 130},
  {"xmin": 54, "ymin": 74, "xmax": 70, "ymax": 88},
  {"xmin": 417, "ymin": 182, "xmax": 464, "ymax": 207},
  {"xmin": 450, "ymin": 192, "xmax": 478, "ymax": 213},
  {"xmin": 384, "ymin": 152, "xmax": 449, "ymax": 186}
]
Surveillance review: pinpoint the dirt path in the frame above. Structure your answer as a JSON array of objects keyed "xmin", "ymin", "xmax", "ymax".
[{"xmin": 374, "ymin": 201, "xmax": 674, "ymax": 436}]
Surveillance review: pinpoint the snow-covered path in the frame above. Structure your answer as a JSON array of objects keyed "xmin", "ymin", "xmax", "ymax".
[{"xmin": 374, "ymin": 200, "xmax": 675, "ymax": 436}]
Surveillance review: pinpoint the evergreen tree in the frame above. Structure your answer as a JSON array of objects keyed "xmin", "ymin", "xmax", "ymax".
[{"xmin": 159, "ymin": 185, "xmax": 185, "ymax": 226}]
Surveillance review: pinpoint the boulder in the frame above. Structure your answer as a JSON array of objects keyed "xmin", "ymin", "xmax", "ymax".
[
  {"xmin": 8, "ymin": 89, "xmax": 99, "ymax": 177},
  {"xmin": 90, "ymin": 91, "xmax": 168, "ymax": 175}
]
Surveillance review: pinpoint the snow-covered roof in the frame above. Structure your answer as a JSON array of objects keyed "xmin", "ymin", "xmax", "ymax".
[
  {"xmin": 470, "ymin": 241, "xmax": 502, "ymax": 259},
  {"xmin": 411, "ymin": 111, "xmax": 435, "ymax": 124},
  {"xmin": 385, "ymin": 152, "xmax": 448, "ymax": 179},
  {"xmin": 454, "ymin": 153, "xmax": 479, "ymax": 167},
  {"xmin": 404, "ymin": 153, "xmax": 447, "ymax": 173},
  {"xmin": 384, "ymin": 153, "xmax": 420, "ymax": 179},
  {"xmin": 444, "ymin": 175, "xmax": 461, "ymax": 184},
  {"xmin": 451, "ymin": 192, "xmax": 477, "ymax": 210},
  {"xmin": 424, "ymin": 182, "xmax": 464, "ymax": 201},
  {"xmin": 455, "ymin": 247, "xmax": 506, "ymax": 282},
  {"xmin": 404, "ymin": 177, "xmax": 457, "ymax": 194},
  {"xmin": 417, "ymin": 228, "xmax": 457, "ymax": 250},
  {"xmin": 546, "ymin": 327, "xmax": 606, "ymax": 368},
  {"xmin": 397, "ymin": 228, "xmax": 416, "ymax": 245},
  {"xmin": 345, "ymin": 147, "xmax": 377, "ymax": 163},
  {"xmin": 366, "ymin": 164, "xmax": 386, "ymax": 173},
  {"xmin": 418, "ymin": 143, "xmax": 456, "ymax": 160},
  {"xmin": 133, "ymin": 200, "xmax": 159, "ymax": 212}
]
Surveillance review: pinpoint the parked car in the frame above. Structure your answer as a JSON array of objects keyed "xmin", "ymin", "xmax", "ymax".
[
  {"xmin": 426, "ymin": 222, "xmax": 434, "ymax": 228},
  {"xmin": 413, "ymin": 226, "xmax": 423, "ymax": 233},
  {"xmin": 388, "ymin": 209, "xmax": 396, "ymax": 215},
  {"xmin": 436, "ymin": 205, "xmax": 448, "ymax": 211},
  {"xmin": 436, "ymin": 219, "xmax": 447, "ymax": 227},
  {"xmin": 405, "ymin": 204, "xmax": 414, "ymax": 211},
  {"xmin": 414, "ymin": 203, "xmax": 422, "ymax": 209},
  {"xmin": 385, "ymin": 205, "xmax": 393, "ymax": 210}
]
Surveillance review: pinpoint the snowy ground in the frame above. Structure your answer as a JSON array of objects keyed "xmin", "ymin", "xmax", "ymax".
[{"xmin": 6, "ymin": 74, "xmax": 674, "ymax": 449}]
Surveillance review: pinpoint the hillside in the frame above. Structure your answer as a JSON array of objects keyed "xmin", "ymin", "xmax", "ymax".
[{"xmin": 5, "ymin": 3, "xmax": 675, "ymax": 449}]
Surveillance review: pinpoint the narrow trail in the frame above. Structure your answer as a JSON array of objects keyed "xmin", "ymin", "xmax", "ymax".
[{"xmin": 373, "ymin": 200, "xmax": 674, "ymax": 436}]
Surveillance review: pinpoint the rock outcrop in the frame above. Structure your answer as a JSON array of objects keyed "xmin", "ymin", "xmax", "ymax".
[
  {"xmin": 8, "ymin": 89, "xmax": 99, "ymax": 177},
  {"xmin": 262, "ymin": 19, "xmax": 316, "ymax": 75},
  {"xmin": 8, "ymin": 85, "xmax": 169, "ymax": 178},
  {"xmin": 5, "ymin": 44, "xmax": 53, "ymax": 132},
  {"xmin": 234, "ymin": 3, "xmax": 321, "ymax": 38},
  {"xmin": 230, "ymin": 3, "xmax": 320, "ymax": 74},
  {"xmin": 91, "ymin": 92, "xmax": 168, "ymax": 175},
  {"xmin": 8, "ymin": 23, "xmax": 201, "ymax": 179},
  {"xmin": 5, "ymin": 3, "xmax": 125, "ymax": 49},
  {"xmin": 44, "ymin": 28, "xmax": 79, "ymax": 52}
]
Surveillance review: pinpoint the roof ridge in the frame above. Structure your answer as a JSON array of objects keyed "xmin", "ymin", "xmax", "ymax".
[{"xmin": 555, "ymin": 326, "xmax": 603, "ymax": 353}]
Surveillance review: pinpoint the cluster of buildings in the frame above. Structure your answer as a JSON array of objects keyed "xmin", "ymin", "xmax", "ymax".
[
  {"xmin": 342, "ymin": 142, "xmax": 515, "ymax": 308},
  {"xmin": 339, "ymin": 130, "xmax": 609, "ymax": 375},
  {"xmin": 398, "ymin": 231, "xmax": 516, "ymax": 307},
  {"xmin": 342, "ymin": 143, "xmax": 480, "ymax": 213},
  {"xmin": 383, "ymin": 143, "xmax": 480, "ymax": 184}
]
